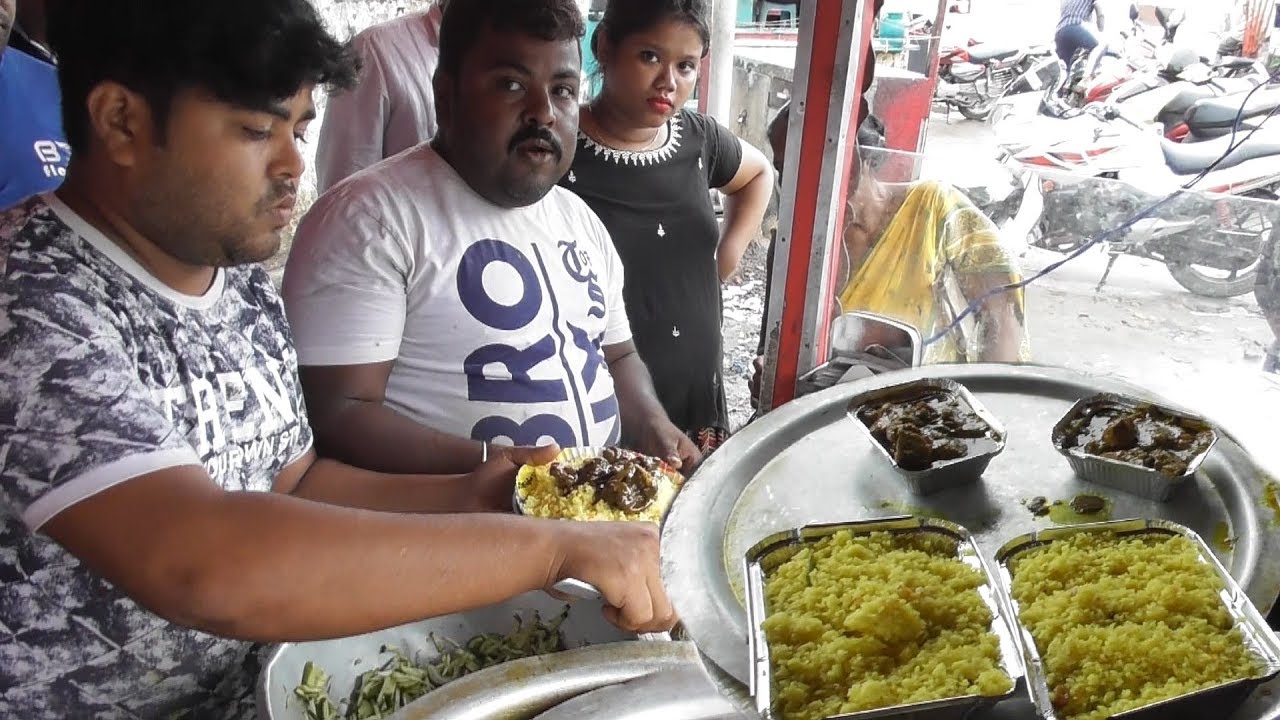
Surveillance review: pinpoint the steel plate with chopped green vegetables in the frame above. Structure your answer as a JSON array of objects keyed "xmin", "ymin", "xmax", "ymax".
[{"xmin": 291, "ymin": 607, "xmax": 569, "ymax": 720}]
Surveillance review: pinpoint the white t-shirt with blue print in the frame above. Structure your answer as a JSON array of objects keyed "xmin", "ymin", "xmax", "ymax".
[{"xmin": 283, "ymin": 145, "xmax": 630, "ymax": 450}]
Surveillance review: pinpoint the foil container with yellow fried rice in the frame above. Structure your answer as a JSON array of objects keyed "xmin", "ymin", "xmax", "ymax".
[
  {"xmin": 995, "ymin": 519, "xmax": 1280, "ymax": 720},
  {"xmin": 515, "ymin": 446, "xmax": 685, "ymax": 523},
  {"xmin": 744, "ymin": 516, "xmax": 1024, "ymax": 720}
]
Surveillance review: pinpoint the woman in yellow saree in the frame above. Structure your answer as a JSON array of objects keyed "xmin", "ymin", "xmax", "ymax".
[
  {"xmin": 839, "ymin": 163, "xmax": 1031, "ymax": 364},
  {"xmin": 771, "ymin": 105, "xmax": 1030, "ymax": 366}
]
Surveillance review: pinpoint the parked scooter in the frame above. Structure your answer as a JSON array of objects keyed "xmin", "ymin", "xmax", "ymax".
[
  {"xmin": 993, "ymin": 55, "xmax": 1268, "ymax": 160},
  {"xmin": 935, "ymin": 42, "xmax": 1050, "ymax": 121},
  {"xmin": 990, "ymin": 60, "xmax": 1280, "ymax": 299},
  {"xmin": 1168, "ymin": 85, "xmax": 1280, "ymax": 141}
]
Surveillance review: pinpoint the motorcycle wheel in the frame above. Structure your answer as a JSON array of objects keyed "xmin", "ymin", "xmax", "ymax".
[
  {"xmin": 1165, "ymin": 262, "xmax": 1258, "ymax": 298},
  {"xmin": 1164, "ymin": 191, "xmax": 1274, "ymax": 299},
  {"xmin": 958, "ymin": 102, "xmax": 993, "ymax": 121}
]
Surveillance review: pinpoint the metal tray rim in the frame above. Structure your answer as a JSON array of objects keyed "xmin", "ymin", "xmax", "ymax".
[
  {"xmin": 745, "ymin": 515, "xmax": 1026, "ymax": 720},
  {"xmin": 995, "ymin": 518, "xmax": 1280, "ymax": 720}
]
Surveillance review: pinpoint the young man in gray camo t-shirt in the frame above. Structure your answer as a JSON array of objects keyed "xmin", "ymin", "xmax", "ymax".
[{"xmin": 0, "ymin": 1, "xmax": 676, "ymax": 717}]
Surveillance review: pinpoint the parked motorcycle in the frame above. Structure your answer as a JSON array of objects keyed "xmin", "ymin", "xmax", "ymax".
[
  {"xmin": 1168, "ymin": 85, "xmax": 1280, "ymax": 141},
  {"xmin": 993, "ymin": 54, "xmax": 1269, "ymax": 161},
  {"xmin": 935, "ymin": 42, "xmax": 1051, "ymax": 121},
  {"xmin": 1004, "ymin": 108, "xmax": 1280, "ymax": 297}
]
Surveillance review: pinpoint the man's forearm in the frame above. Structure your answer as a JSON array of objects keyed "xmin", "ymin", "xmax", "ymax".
[
  {"xmin": 290, "ymin": 457, "xmax": 491, "ymax": 514},
  {"xmin": 168, "ymin": 493, "xmax": 558, "ymax": 641},
  {"xmin": 608, "ymin": 350, "xmax": 668, "ymax": 442},
  {"xmin": 312, "ymin": 399, "xmax": 485, "ymax": 475}
]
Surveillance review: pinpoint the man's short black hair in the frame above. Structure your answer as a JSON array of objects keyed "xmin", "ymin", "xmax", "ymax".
[
  {"xmin": 48, "ymin": 0, "xmax": 359, "ymax": 155},
  {"xmin": 437, "ymin": 0, "xmax": 585, "ymax": 78}
]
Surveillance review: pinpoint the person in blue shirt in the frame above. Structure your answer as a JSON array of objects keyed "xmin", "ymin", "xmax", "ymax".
[
  {"xmin": 0, "ymin": 0, "xmax": 68, "ymax": 210},
  {"xmin": 1055, "ymin": 0, "xmax": 1103, "ymax": 70}
]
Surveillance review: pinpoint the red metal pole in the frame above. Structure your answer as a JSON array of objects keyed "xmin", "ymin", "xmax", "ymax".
[{"xmin": 761, "ymin": 0, "xmax": 878, "ymax": 410}]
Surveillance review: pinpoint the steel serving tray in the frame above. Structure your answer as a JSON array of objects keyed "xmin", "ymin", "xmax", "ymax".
[
  {"xmin": 1050, "ymin": 393, "xmax": 1220, "ymax": 502},
  {"xmin": 744, "ymin": 516, "xmax": 1025, "ymax": 720},
  {"xmin": 660, "ymin": 364, "xmax": 1280, "ymax": 720},
  {"xmin": 994, "ymin": 518, "xmax": 1280, "ymax": 720},
  {"xmin": 387, "ymin": 643, "xmax": 722, "ymax": 720},
  {"xmin": 851, "ymin": 379, "xmax": 1008, "ymax": 495},
  {"xmin": 256, "ymin": 591, "xmax": 635, "ymax": 720}
]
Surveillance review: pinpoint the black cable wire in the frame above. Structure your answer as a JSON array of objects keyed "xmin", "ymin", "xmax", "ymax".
[{"xmin": 923, "ymin": 65, "xmax": 1280, "ymax": 348}]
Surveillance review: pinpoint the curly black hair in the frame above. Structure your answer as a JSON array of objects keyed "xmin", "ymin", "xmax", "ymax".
[
  {"xmin": 591, "ymin": 0, "xmax": 711, "ymax": 59},
  {"xmin": 437, "ymin": 0, "xmax": 586, "ymax": 78},
  {"xmin": 48, "ymin": 0, "xmax": 359, "ymax": 155}
]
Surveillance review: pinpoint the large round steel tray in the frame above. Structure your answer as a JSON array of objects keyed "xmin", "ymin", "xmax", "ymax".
[{"xmin": 661, "ymin": 364, "xmax": 1280, "ymax": 718}]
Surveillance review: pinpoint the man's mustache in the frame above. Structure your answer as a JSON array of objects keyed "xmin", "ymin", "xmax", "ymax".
[
  {"xmin": 257, "ymin": 181, "xmax": 298, "ymax": 211},
  {"xmin": 508, "ymin": 126, "xmax": 563, "ymax": 160}
]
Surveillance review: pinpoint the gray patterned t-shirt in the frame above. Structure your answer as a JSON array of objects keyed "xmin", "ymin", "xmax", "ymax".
[{"xmin": 0, "ymin": 197, "xmax": 313, "ymax": 718}]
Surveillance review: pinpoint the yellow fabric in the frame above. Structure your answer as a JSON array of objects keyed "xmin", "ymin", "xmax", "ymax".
[{"xmin": 838, "ymin": 180, "xmax": 1029, "ymax": 364}]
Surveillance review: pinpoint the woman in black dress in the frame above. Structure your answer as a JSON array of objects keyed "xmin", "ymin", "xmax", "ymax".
[{"xmin": 561, "ymin": 0, "xmax": 773, "ymax": 454}]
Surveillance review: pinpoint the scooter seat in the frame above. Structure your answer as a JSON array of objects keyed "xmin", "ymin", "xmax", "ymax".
[
  {"xmin": 1161, "ymin": 131, "xmax": 1280, "ymax": 175},
  {"xmin": 967, "ymin": 44, "xmax": 1020, "ymax": 63},
  {"xmin": 1215, "ymin": 56, "xmax": 1257, "ymax": 72},
  {"xmin": 1186, "ymin": 86, "xmax": 1280, "ymax": 131},
  {"xmin": 1158, "ymin": 86, "xmax": 1217, "ymax": 124}
]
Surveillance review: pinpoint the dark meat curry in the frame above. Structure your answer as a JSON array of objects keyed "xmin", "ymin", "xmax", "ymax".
[
  {"xmin": 856, "ymin": 390, "xmax": 1001, "ymax": 471},
  {"xmin": 1057, "ymin": 400, "xmax": 1214, "ymax": 477},
  {"xmin": 548, "ymin": 447, "xmax": 663, "ymax": 513}
]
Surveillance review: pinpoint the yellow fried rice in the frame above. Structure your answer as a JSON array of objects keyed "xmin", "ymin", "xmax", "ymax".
[
  {"xmin": 761, "ymin": 530, "xmax": 1012, "ymax": 720},
  {"xmin": 516, "ymin": 460, "xmax": 680, "ymax": 523},
  {"xmin": 1009, "ymin": 532, "xmax": 1262, "ymax": 720}
]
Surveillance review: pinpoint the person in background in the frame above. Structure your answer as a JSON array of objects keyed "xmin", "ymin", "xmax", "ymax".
[
  {"xmin": 750, "ymin": 105, "xmax": 1029, "ymax": 408},
  {"xmin": 1055, "ymin": 0, "xmax": 1104, "ymax": 70},
  {"xmin": 283, "ymin": 0, "xmax": 699, "ymax": 476},
  {"xmin": 0, "ymin": 0, "xmax": 67, "ymax": 209},
  {"xmin": 560, "ymin": 0, "xmax": 772, "ymax": 453},
  {"xmin": 314, "ymin": 0, "xmax": 445, "ymax": 193},
  {"xmin": 0, "ymin": 0, "xmax": 674, "ymax": 715}
]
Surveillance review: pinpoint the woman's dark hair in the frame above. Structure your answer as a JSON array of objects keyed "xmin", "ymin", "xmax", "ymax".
[
  {"xmin": 858, "ymin": 115, "xmax": 887, "ymax": 152},
  {"xmin": 437, "ymin": 0, "xmax": 586, "ymax": 78},
  {"xmin": 48, "ymin": 0, "xmax": 358, "ymax": 156},
  {"xmin": 591, "ymin": 0, "xmax": 711, "ymax": 61}
]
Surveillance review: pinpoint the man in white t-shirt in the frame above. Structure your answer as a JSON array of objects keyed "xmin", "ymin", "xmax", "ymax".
[
  {"xmin": 315, "ymin": 2, "xmax": 444, "ymax": 193},
  {"xmin": 283, "ymin": 0, "xmax": 699, "ymax": 475},
  {"xmin": 0, "ymin": 1, "xmax": 675, "ymax": 715}
]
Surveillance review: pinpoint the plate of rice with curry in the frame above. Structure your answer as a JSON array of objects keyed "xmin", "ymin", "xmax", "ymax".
[{"xmin": 515, "ymin": 447, "xmax": 685, "ymax": 524}]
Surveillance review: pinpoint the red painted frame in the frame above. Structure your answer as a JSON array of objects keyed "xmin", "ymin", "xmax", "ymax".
[{"xmin": 763, "ymin": 0, "xmax": 879, "ymax": 410}]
